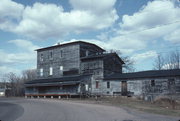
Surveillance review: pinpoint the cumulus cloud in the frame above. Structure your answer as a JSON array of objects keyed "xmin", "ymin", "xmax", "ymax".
[
  {"xmin": 0, "ymin": 0, "xmax": 118, "ymax": 39},
  {"xmin": 118, "ymin": 0, "xmax": 180, "ymax": 43}
]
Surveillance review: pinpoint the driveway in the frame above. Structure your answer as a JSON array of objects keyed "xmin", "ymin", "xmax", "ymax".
[{"xmin": 0, "ymin": 97, "xmax": 179, "ymax": 121}]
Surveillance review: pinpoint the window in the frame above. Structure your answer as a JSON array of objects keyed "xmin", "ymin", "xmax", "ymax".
[
  {"xmin": 40, "ymin": 53, "xmax": 43, "ymax": 61},
  {"xmin": 96, "ymin": 81, "xmax": 99, "ymax": 88},
  {"xmin": 60, "ymin": 66, "xmax": 63, "ymax": 75},
  {"xmin": 85, "ymin": 50, "xmax": 89, "ymax": 56},
  {"xmin": 85, "ymin": 84, "xmax": 89, "ymax": 91},
  {"xmin": 60, "ymin": 50, "xmax": 63, "ymax": 58},
  {"xmin": 40, "ymin": 68, "xmax": 43, "ymax": 76},
  {"xmin": 107, "ymin": 81, "xmax": 110, "ymax": 88},
  {"xmin": 49, "ymin": 67, "xmax": 53, "ymax": 75},
  {"xmin": 49, "ymin": 51, "xmax": 53, "ymax": 59},
  {"xmin": 151, "ymin": 80, "xmax": 155, "ymax": 87},
  {"xmin": 168, "ymin": 79, "xmax": 175, "ymax": 89}
]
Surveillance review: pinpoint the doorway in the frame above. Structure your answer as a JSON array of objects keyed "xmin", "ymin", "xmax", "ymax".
[{"xmin": 121, "ymin": 81, "xmax": 127, "ymax": 96}]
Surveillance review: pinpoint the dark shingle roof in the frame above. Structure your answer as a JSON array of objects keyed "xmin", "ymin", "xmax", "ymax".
[
  {"xmin": 81, "ymin": 53, "xmax": 125, "ymax": 64},
  {"xmin": 104, "ymin": 69, "xmax": 180, "ymax": 80},
  {"xmin": 36, "ymin": 41, "xmax": 105, "ymax": 51},
  {"xmin": 25, "ymin": 74, "xmax": 91, "ymax": 86}
]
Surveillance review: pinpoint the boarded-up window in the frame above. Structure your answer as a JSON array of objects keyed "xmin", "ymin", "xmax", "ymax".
[
  {"xmin": 151, "ymin": 80, "xmax": 155, "ymax": 87},
  {"xmin": 107, "ymin": 81, "xmax": 110, "ymax": 88},
  {"xmin": 49, "ymin": 67, "xmax": 53, "ymax": 75},
  {"xmin": 40, "ymin": 68, "xmax": 43, "ymax": 76},
  {"xmin": 96, "ymin": 81, "xmax": 99, "ymax": 88}
]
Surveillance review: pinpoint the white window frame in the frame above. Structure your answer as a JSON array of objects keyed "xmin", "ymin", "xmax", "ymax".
[
  {"xmin": 40, "ymin": 68, "xmax": 43, "ymax": 76},
  {"xmin": 49, "ymin": 67, "xmax": 53, "ymax": 75}
]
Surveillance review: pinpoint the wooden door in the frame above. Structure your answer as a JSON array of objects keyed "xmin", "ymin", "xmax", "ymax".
[{"xmin": 121, "ymin": 81, "xmax": 127, "ymax": 96}]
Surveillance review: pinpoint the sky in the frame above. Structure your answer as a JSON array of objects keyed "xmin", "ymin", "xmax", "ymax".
[{"xmin": 0, "ymin": 0, "xmax": 180, "ymax": 79}]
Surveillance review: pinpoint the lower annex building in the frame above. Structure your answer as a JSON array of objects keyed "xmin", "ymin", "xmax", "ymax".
[{"xmin": 25, "ymin": 41, "xmax": 180, "ymax": 100}]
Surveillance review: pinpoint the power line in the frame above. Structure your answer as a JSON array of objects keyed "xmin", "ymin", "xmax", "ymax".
[{"xmin": 118, "ymin": 20, "xmax": 180, "ymax": 36}]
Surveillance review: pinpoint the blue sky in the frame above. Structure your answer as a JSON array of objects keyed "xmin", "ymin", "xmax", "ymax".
[{"xmin": 0, "ymin": 0, "xmax": 180, "ymax": 79}]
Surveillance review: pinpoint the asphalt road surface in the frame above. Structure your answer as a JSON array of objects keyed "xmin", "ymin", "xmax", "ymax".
[{"xmin": 0, "ymin": 97, "xmax": 179, "ymax": 121}]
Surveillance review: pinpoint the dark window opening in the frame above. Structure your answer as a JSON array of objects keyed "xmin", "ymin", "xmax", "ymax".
[
  {"xmin": 40, "ymin": 54, "xmax": 43, "ymax": 61},
  {"xmin": 96, "ymin": 81, "xmax": 99, "ymax": 88},
  {"xmin": 60, "ymin": 50, "xmax": 63, "ymax": 58},
  {"xmin": 49, "ymin": 51, "xmax": 53, "ymax": 59},
  {"xmin": 151, "ymin": 80, "xmax": 155, "ymax": 87},
  {"xmin": 168, "ymin": 79, "xmax": 175, "ymax": 89},
  {"xmin": 107, "ymin": 81, "xmax": 110, "ymax": 88}
]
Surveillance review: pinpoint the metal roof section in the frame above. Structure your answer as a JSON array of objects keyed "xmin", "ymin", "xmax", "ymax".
[
  {"xmin": 81, "ymin": 53, "xmax": 125, "ymax": 64},
  {"xmin": 104, "ymin": 69, "xmax": 180, "ymax": 80},
  {"xmin": 25, "ymin": 74, "xmax": 91, "ymax": 87}
]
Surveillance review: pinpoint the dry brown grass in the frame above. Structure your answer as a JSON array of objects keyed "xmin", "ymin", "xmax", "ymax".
[{"xmin": 69, "ymin": 96, "xmax": 180, "ymax": 117}]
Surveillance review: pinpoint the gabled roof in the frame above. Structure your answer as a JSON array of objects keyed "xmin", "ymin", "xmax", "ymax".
[
  {"xmin": 81, "ymin": 53, "xmax": 125, "ymax": 64},
  {"xmin": 104, "ymin": 69, "xmax": 180, "ymax": 80},
  {"xmin": 25, "ymin": 74, "xmax": 91, "ymax": 87},
  {"xmin": 36, "ymin": 41, "xmax": 105, "ymax": 51}
]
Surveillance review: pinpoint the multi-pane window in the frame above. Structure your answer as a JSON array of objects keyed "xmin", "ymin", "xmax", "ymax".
[
  {"xmin": 40, "ymin": 68, "xmax": 43, "ymax": 76},
  {"xmin": 107, "ymin": 81, "xmax": 110, "ymax": 88},
  {"xmin": 49, "ymin": 67, "xmax": 53, "ymax": 75}
]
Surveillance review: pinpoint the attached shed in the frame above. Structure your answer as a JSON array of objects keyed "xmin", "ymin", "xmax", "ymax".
[{"xmin": 104, "ymin": 69, "xmax": 180, "ymax": 100}]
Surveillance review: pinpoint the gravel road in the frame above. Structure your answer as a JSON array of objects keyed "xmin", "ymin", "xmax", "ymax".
[{"xmin": 0, "ymin": 97, "xmax": 179, "ymax": 121}]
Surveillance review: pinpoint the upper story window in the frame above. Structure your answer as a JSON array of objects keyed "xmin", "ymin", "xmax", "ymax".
[
  {"xmin": 107, "ymin": 81, "xmax": 110, "ymax": 88},
  {"xmin": 60, "ymin": 50, "xmax": 63, "ymax": 58},
  {"xmin": 49, "ymin": 67, "xmax": 53, "ymax": 75},
  {"xmin": 96, "ymin": 81, "xmax": 99, "ymax": 89},
  {"xmin": 85, "ymin": 50, "xmax": 89, "ymax": 56},
  {"xmin": 40, "ymin": 53, "xmax": 43, "ymax": 61},
  {"xmin": 49, "ymin": 51, "xmax": 53, "ymax": 60},
  {"xmin": 40, "ymin": 68, "xmax": 43, "ymax": 76}
]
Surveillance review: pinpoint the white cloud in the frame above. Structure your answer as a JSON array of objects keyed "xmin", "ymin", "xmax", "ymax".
[
  {"xmin": 0, "ymin": 39, "xmax": 38, "ymax": 64},
  {"xmin": 118, "ymin": 0, "xmax": 180, "ymax": 43},
  {"xmin": 0, "ymin": 66, "xmax": 20, "ymax": 76},
  {"xmin": 8, "ymin": 39, "xmax": 39, "ymax": 52},
  {"xmin": 0, "ymin": 0, "xmax": 24, "ymax": 30},
  {"xmin": 131, "ymin": 51, "xmax": 157, "ymax": 63},
  {"xmin": 0, "ymin": 0, "xmax": 118, "ymax": 39},
  {"xmin": 0, "ymin": 49, "xmax": 36, "ymax": 64}
]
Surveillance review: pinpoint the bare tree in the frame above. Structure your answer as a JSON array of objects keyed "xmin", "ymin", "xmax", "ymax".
[
  {"xmin": 21, "ymin": 69, "xmax": 37, "ymax": 83},
  {"xmin": 153, "ymin": 54, "xmax": 165, "ymax": 70},
  {"xmin": 164, "ymin": 50, "xmax": 180, "ymax": 70},
  {"xmin": 122, "ymin": 56, "xmax": 135, "ymax": 72}
]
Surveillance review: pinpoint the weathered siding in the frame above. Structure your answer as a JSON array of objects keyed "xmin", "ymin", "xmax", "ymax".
[
  {"xmin": 125, "ymin": 77, "xmax": 180, "ymax": 100},
  {"xmin": 103, "ymin": 55, "xmax": 123, "ymax": 76},
  {"xmin": 37, "ymin": 44, "xmax": 80, "ymax": 78}
]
